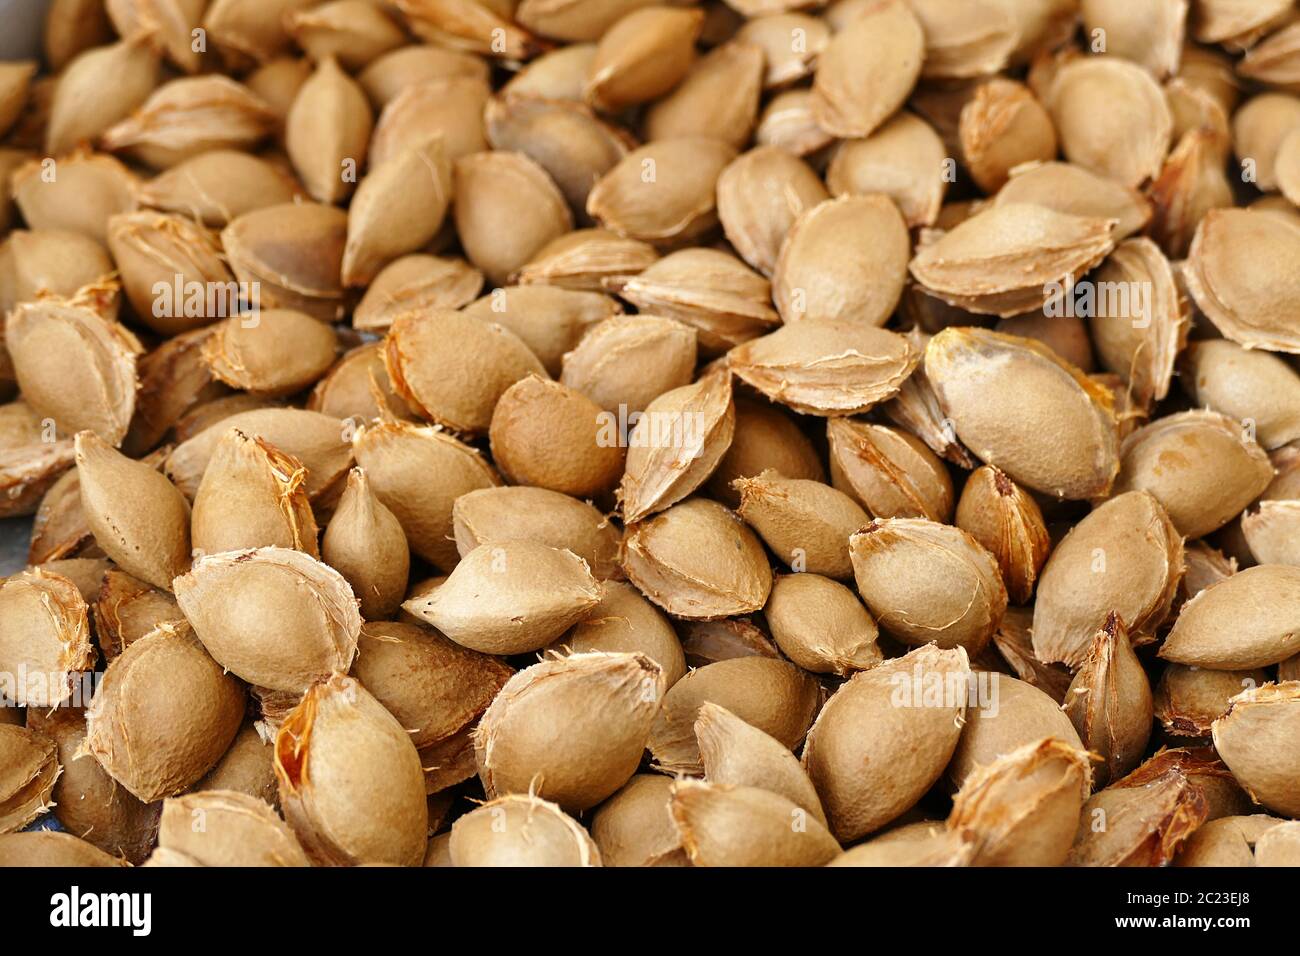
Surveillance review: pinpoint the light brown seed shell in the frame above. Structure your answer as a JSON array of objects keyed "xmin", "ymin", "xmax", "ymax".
[
  {"xmin": 352, "ymin": 420, "xmax": 499, "ymax": 571},
  {"xmin": 454, "ymin": 150, "xmax": 572, "ymax": 287},
  {"xmin": 949, "ymin": 672, "xmax": 1083, "ymax": 788},
  {"xmin": 158, "ymin": 790, "xmax": 309, "ymax": 866},
  {"xmin": 7, "ymin": 299, "xmax": 140, "ymax": 447},
  {"xmin": 449, "ymin": 793, "xmax": 600, "ymax": 867},
  {"xmin": 648, "ymin": 656, "xmax": 820, "ymax": 775},
  {"xmin": 463, "ymin": 285, "xmax": 619, "ymax": 378},
  {"xmin": 619, "ymin": 370, "xmax": 735, "ymax": 524},
  {"xmin": 1086, "ymin": 237, "xmax": 1189, "ymax": 410},
  {"xmin": 1180, "ymin": 338, "xmax": 1300, "ymax": 451},
  {"xmin": 275, "ymin": 674, "xmax": 428, "ymax": 866},
  {"xmin": 810, "ymin": 0, "xmax": 924, "ymax": 138},
  {"xmin": 76, "ymin": 431, "xmax": 191, "ymax": 590},
  {"xmin": 220, "ymin": 202, "xmax": 348, "ymax": 321},
  {"xmin": 190, "ymin": 429, "xmax": 318, "ymax": 559},
  {"xmin": 174, "ymin": 546, "xmax": 361, "ymax": 692},
  {"xmin": 954, "ymin": 465, "xmax": 1051, "ymax": 604},
  {"xmin": 1046, "ymin": 56, "xmax": 1172, "ymax": 188},
  {"xmin": 166, "ymin": 407, "xmax": 353, "ymax": 502},
  {"xmin": 0, "ymin": 568, "xmax": 92, "ymax": 708},
  {"xmin": 589, "ymin": 773, "xmax": 684, "ymax": 867},
  {"xmin": 670, "ymin": 780, "xmax": 840, "ymax": 866},
  {"xmin": 322, "ymin": 468, "xmax": 409, "ymax": 619},
  {"xmin": 623, "ymin": 498, "xmax": 773, "ymax": 620},
  {"xmin": 827, "ymin": 112, "xmax": 948, "ymax": 227},
  {"xmin": 910, "ymin": 203, "xmax": 1118, "ymax": 318},
  {"xmin": 453, "ymin": 485, "xmax": 620, "ymax": 581},
  {"xmin": 1111, "ymin": 409, "xmax": 1273, "ymax": 539},
  {"xmin": 384, "ymin": 309, "xmax": 547, "ymax": 436},
  {"xmin": 100, "ymin": 75, "xmax": 278, "ymax": 169},
  {"xmin": 584, "ymin": 6, "xmax": 703, "ymax": 113},
  {"xmin": 554, "ymin": 581, "xmax": 686, "ymax": 688},
  {"xmin": 586, "ymin": 137, "xmax": 736, "ymax": 245},
  {"xmin": 849, "ymin": 518, "xmax": 1007, "ymax": 655},
  {"xmin": 352, "ymin": 620, "xmax": 512, "ymax": 751},
  {"xmin": 716, "ymin": 145, "xmax": 829, "ymax": 277},
  {"xmin": 353, "ymin": 255, "xmax": 484, "ymax": 334},
  {"xmin": 86, "ymin": 626, "xmax": 245, "ymax": 802},
  {"xmin": 764, "ymin": 573, "xmax": 881, "ymax": 676},
  {"xmin": 342, "ymin": 138, "xmax": 452, "ymax": 287},
  {"xmin": 803, "ymin": 644, "xmax": 971, "ymax": 842},
  {"xmin": 0, "ymin": 724, "xmax": 60, "ymax": 832},
  {"xmin": 1063, "ymin": 613, "xmax": 1154, "ymax": 788},
  {"xmin": 925, "ymin": 328, "xmax": 1120, "ymax": 499},
  {"xmin": 772, "ymin": 195, "xmax": 910, "ymax": 327},
  {"xmin": 202, "ymin": 309, "xmax": 338, "ymax": 398},
  {"xmin": 729, "ymin": 319, "xmax": 920, "ymax": 417},
  {"xmin": 490, "ymin": 375, "xmax": 625, "ymax": 499},
  {"xmin": 1182, "ymin": 207, "xmax": 1300, "ymax": 354},
  {"xmin": 1160, "ymin": 566, "xmax": 1300, "ymax": 670},
  {"xmin": 1032, "ymin": 491, "xmax": 1183, "ymax": 668},
  {"xmin": 475, "ymin": 651, "xmax": 663, "ymax": 811},
  {"xmin": 560, "ymin": 314, "xmax": 697, "ymax": 416},
  {"xmin": 735, "ymin": 471, "xmax": 868, "ymax": 580},
  {"xmin": 46, "ymin": 37, "xmax": 160, "ymax": 155},
  {"xmin": 285, "ymin": 57, "xmax": 372, "ymax": 203},
  {"xmin": 606, "ymin": 248, "xmax": 778, "ymax": 356},
  {"xmin": 948, "ymin": 738, "xmax": 1092, "ymax": 867},
  {"xmin": 1154, "ymin": 664, "xmax": 1268, "ymax": 739},
  {"xmin": 402, "ymin": 541, "xmax": 600, "ymax": 655},
  {"xmin": 27, "ymin": 705, "xmax": 158, "ymax": 861},
  {"xmin": 1211, "ymin": 682, "xmax": 1300, "ymax": 819}
]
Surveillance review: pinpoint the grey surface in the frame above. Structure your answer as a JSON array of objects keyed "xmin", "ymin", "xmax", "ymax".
[{"xmin": 0, "ymin": 516, "xmax": 32, "ymax": 575}]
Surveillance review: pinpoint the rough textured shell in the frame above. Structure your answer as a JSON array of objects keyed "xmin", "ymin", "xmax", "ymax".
[
  {"xmin": 1110, "ymin": 410, "xmax": 1273, "ymax": 539},
  {"xmin": 352, "ymin": 420, "xmax": 499, "ymax": 571},
  {"xmin": 619, "ymin": 371, "xmax": 735, "ymax": 524},
  {"xmin": 1211, "ymin": 682, "xmax": 1300, "ymax": 819},
  {"xmin": 1161, "ymin": 566, "xmax": 1300, "ymax": 670},
  {"xmin": 401, "ymin": 541, "xmax": 600, "ymax": 655},
  {"xmin": 449, "ymin": 793, "xmax": 600, "ymax": 867},
  {"xmin": 0, "ymin": 724, "xmax": 60, "ymax": 832},
  {"xmin": 772, "ymin": 195, "xmax": 910, "ymax": 327},
  {"xmin": 1063, "ymin": 614, "xmax": 1154, "ymax": 788},
  {"xmin": 910, "ymin": 203, "xmax": 1117, "ymax": 317},
  {"xmin": 948, "ymin": 738, "xmax": 1092, "ymax": 866},
  {"xmin": 735, "ymin": 471, "xmax": 868, "ymax": 580},
  {"xmin": 555, "ymin": 581, "xmax": 686, "ymax": 688},
  {"xmin": 0, "ymin": 568, "xmax": 93, "ymax": 707},
  {"xmin": 622, "ymin": 498, "xmax": 773, "ymax": 620},
  {"xmin": 827, "ymin": 112, "xmax": 948, "ymax": 226},
  {"xmin": 670, "ymin": 780, "xmax": 840, "ymax": 866},
  {"xmin": 954, "ymin": 465, "xmax": 1050, "ymax": 604},
  {"xmin": 811, "ymin": 0, "xmax": 924, "ymax": 138},
  {"xmin": 166, "ymin": 407, "xmax": 353, "ymax": 501},
  {"xmin": 191, "ymin": 429, "xmax": 319, "ymax": 558},
  {"xmin": 949, "ymin": 672, "xmax": 1083, "ymax": 788},
  {"xmin": 827, "ymin": 418, "xmax": 952, "ymax": 522},
  {"xmin": 85, "ymin": 628, "xmax": 245, "ymax": 802},
  {"xmin": 695, "ymin": 702, "xmax": 826, "ymax": 825},
  {"xmin": 729, "ymin": 320, "xmax": 919, "ymax": 417},
  {"xmin": 275, "ymin": 675, "xmax": 428, "ymax": 866},
  {"xmin": 76, "ymin": 431, "xmax": 191, "ymax": 591},
  {"xmin": 452, "ymin": 486, "xmax": 620, "ymax": 581},
  {"xmin": 589, "ymin": 774, "xmax": 683, "ymax": 867},
  {"xmin": 1032, "ymin": 491, "xmax": 1183, "ymax": 668},
  {"xmin": 648, "ymin": 656, "xmax": 820, "ymax": 775},
  {"xmin": 475, "ymin": 651, "xmax": 664, "ymax": 811},
  {"xmin": 849, "ymin": 518, "xmax": 1007, "ymax": 656},
  {"xmin": 384, "ymin": 309, "xmax": 546, "ymax": 435},
  {"xmin": 158, "ymin": 790, "xmax": 309, "ymax": 866},
  {"xmin": 174, "ymin": 547, "xmax": 361, "ymax": 692},
  {"xmin": 322, "ymin": 468, "xmax": 409, "ymax": 620},
  {"xmin": 925, "ymin": 328, "xmax": 1119, "ymax": 499},
  {"xmin": 716, "ymin": 145, "xmax": 828, "ymax": 277},
  {"xmin": 803, "ymin": 644, "xmax": 971, "ymax": 842},
  {"xmin": 6, "ymin": 300, "xmax": 140, "ymax": 446}
]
